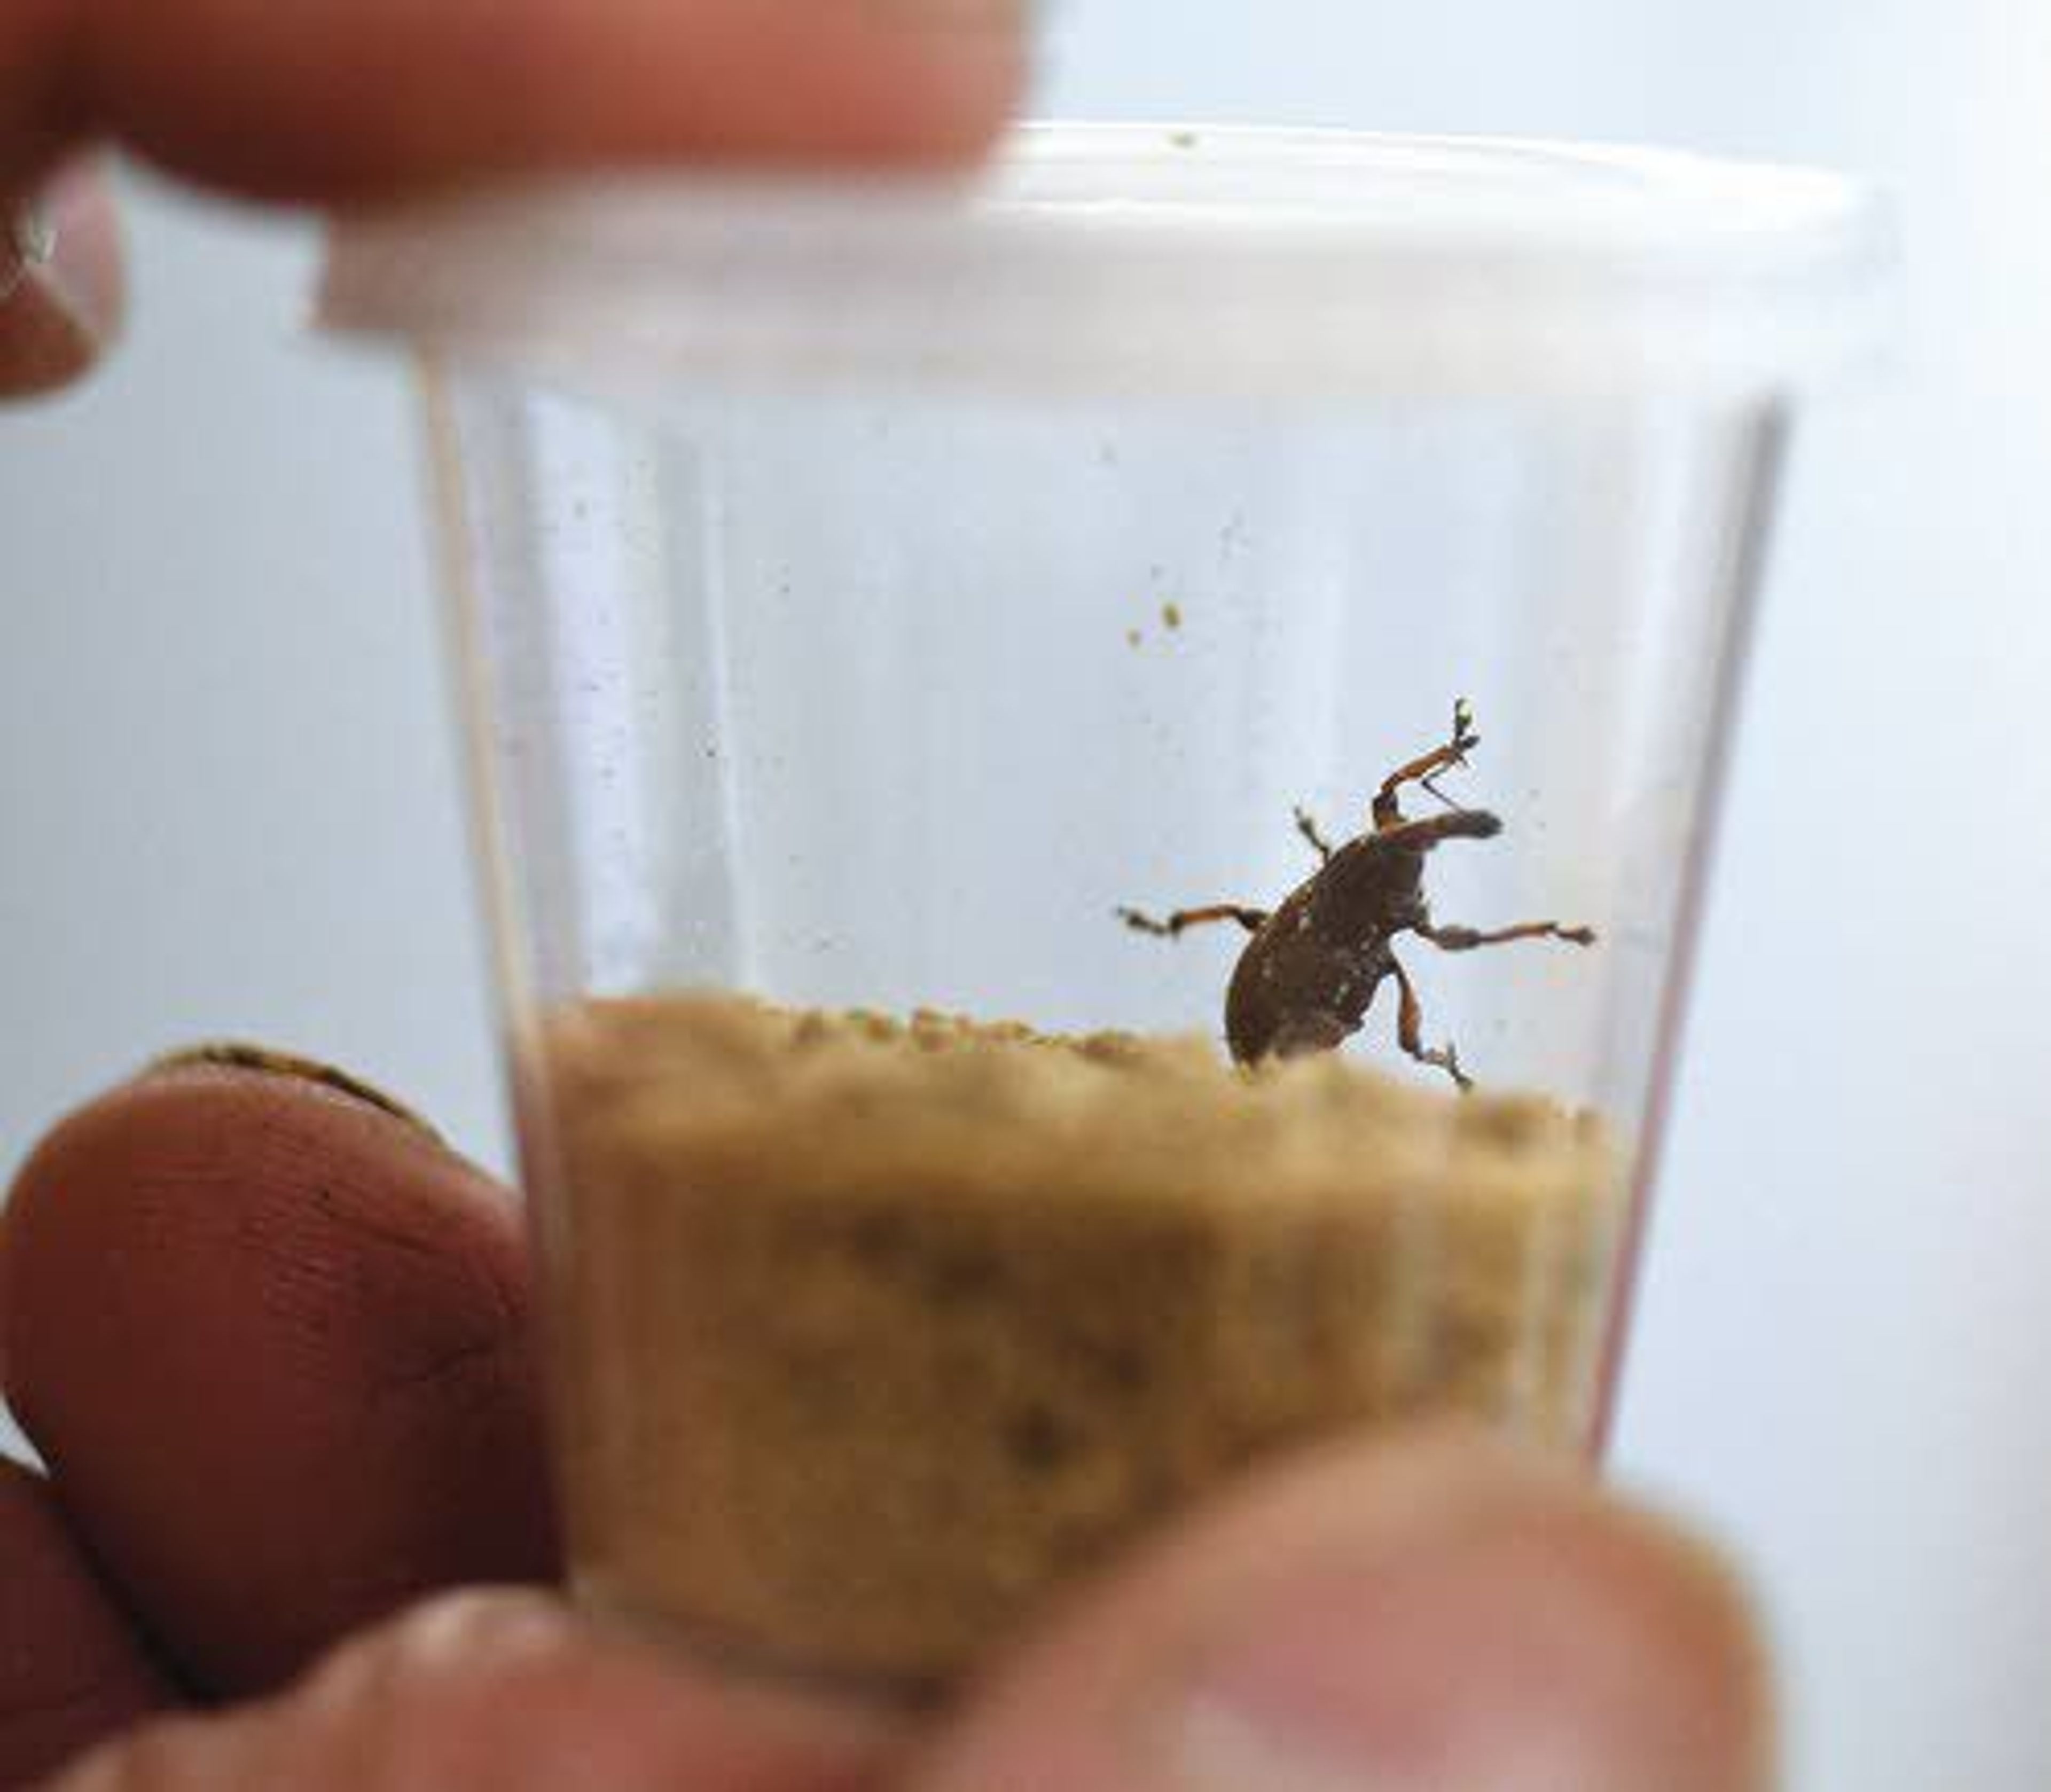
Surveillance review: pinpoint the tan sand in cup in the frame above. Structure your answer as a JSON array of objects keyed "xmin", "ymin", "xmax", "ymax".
[{"xmin": 534, "ymin": 993, "xmax": 1627, "ymax": 1689}]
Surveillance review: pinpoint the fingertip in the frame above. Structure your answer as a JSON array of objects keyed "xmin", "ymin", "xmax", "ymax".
[
  {"xmin": 66, "ymin": 0, "xmax": 1026, "ymax": 204},
  {"xmin": 0, "ymin": 1060, "xmax": 555, "ymax": 1695},
  {"xmin": 302, "ymin": 1591, "xmax": 906, "ymax": 1789},
  {"xmin": 0, "ymin": 1459, "xmax": 176, "ymax": 1786},
  {"xmin": 916, "ymin": 1427, "xmax": 1774, "ymax": 1792},
  {"xmin": 48, "ymin": 1592, "xmax": 906, "ymax": 1792}
]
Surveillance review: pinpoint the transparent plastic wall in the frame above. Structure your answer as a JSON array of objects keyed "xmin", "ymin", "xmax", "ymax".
[
  {"xmin": 445, "ymin": 380, "xmax": 1776, "ymax": 1123},
  {"xmin": 428, "ymin": 368, "xmax": 1783, "ymax": 1687}
]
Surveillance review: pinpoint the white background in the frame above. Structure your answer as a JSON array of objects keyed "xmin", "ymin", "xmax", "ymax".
[{"xmin": 4, "ymin": 3, "xmax": 2050, "ymax": 1785}]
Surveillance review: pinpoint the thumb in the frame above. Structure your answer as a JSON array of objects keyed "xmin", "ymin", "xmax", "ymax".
[
  {"xmin": 914, "ymin": 1428, "xmax": 1774, "ymax": 1792},
  {"xmin": 44, "ymin": 1591, "xmax": 906, "ymax": 1791}
]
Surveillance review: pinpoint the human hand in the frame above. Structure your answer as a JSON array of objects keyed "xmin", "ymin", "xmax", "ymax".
[
  {"xmin": 0, "ymin": 1052, "xmax": 1772, "ymax": 1790},
  {"xmin": 0, "ymin": 0, "xmax": 1026, "ymax": 394}
]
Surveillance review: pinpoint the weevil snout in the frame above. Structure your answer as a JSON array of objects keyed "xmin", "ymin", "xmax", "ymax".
[{"xmin": 1391, "ymin": 808, "xmax": 1502, "ymax": 848}]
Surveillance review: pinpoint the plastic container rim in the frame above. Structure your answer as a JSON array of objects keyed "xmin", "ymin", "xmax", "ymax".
[{"xmin": 318, "ymin": 121, "xmax": 1894, "ymax": 402}]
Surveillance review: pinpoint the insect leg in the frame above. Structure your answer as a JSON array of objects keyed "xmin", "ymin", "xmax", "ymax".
[
  {"xmin": 1415, "ymin": 920, "xmax": 1598, "ymax": 951},
  {"xmin": 1118, "ymin": 904, "xmax": 1271, "ymax": 939},
  {"xmin": 1390, "ymin": 955, "xmax": 1472, "ymax": 1091},
  {"xmin": 1292, "ymin": 805, "xmax": 1336, "ymax": 863},
  {"xmin": 1372, "ymin": 700, "xmax": 1484, "ymax": 830}
]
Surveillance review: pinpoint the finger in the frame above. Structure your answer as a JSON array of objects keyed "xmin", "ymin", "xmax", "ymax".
[
  {"xmin": 914, "ymin": 1429, "xmax": 1775, "ymax": 1792},
  {"xmin": 2, "ymin": 0, "xmax": 1025, "ymax": 205},
  {"xmin": 0, "ymin": 159, "xmax": 124, "ymax": 398},
  {"xmin": 0, "ymin": 1460, "xmax": 175, "ymax": 1787},
  {"xmin": 44, "ymin": 1591, "xmax": 904, "ymax": 1792},
  {"xmin": 0, "ymin": 1054, "xmax": 558, "ymax": 1699}
]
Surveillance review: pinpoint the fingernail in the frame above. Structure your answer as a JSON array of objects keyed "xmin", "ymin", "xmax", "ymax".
[
  {"xmin": 1171, "ymin": 1504, "xmax": 1770, "ymax": 1792},
  {"xmin": 1, "ymin": 159, "xmax": 124, "ymax": 394},
  {"xmin": 36, "ymin": 160, "xmax": 124, "ymax": 345},
  {"xmin": 302, "ymin": 1591, "xmax": 579, "ymax": 1715},
  {"xmin": 1, "ymin": 199, "xmax": 53, "ymax": 300},
  {"xmin": 144, "ymin": 1043, "xmax": 446, "ymax": 1147}
]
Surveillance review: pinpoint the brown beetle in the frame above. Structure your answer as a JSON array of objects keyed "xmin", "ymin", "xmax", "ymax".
[{"xmin": 1118, "ymin": 702, "xmax": 1595, "ymax": 1089}]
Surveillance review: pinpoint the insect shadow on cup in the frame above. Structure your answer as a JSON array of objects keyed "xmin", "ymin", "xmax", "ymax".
[{"xmin": 1117, "ymin": 701, "xmax": 1596, "ymax": 1091}]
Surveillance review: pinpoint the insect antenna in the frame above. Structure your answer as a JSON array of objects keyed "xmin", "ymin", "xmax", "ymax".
[{"xmin": 1419, "ymin": 772, "xmax": 1466, "ymax": 812}]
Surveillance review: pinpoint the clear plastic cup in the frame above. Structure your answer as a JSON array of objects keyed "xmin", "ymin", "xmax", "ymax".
[{"xmin": 323, "ymin": 124, "xmax": 1885, "ymax": 1694}]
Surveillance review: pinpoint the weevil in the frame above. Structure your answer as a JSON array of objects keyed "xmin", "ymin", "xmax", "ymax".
[{"xmin": 1117, "ymin": 702, "xmax": 1595, "ymax": 1090}]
